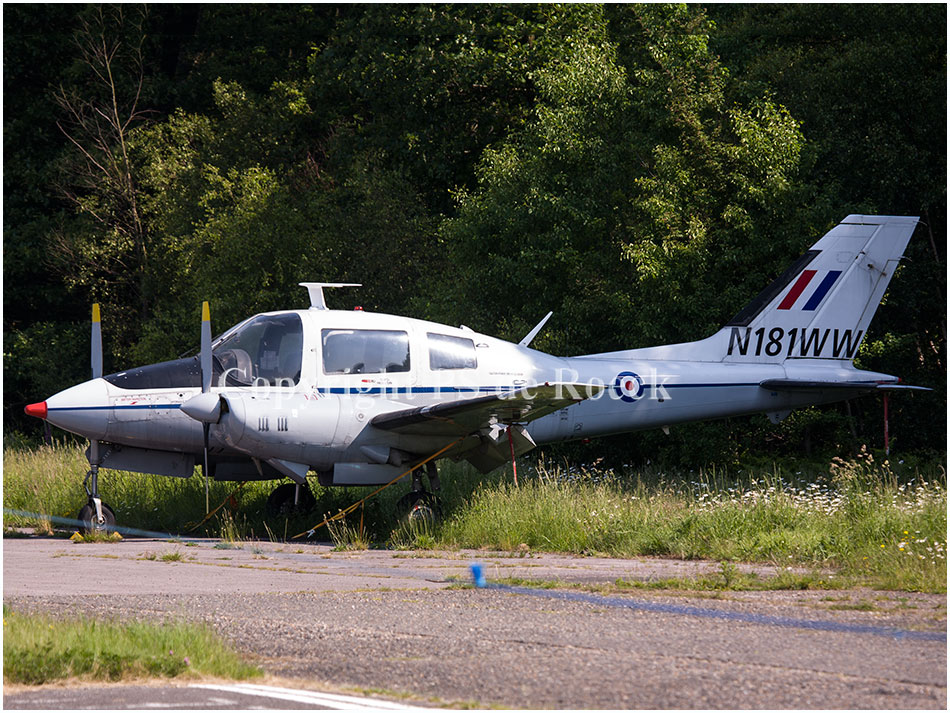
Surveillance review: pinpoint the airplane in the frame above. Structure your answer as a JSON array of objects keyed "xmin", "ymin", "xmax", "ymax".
[{"xmin": 24, "ymin": 214, "xmax": 930, "ymax": 533}]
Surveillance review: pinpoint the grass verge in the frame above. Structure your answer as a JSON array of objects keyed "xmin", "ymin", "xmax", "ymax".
[
  {"xmin": 4, "ymin": 443, "xmax": 946, "ymax": 592},
  {"xmin": 3, "ymin": 606, "xmax": 261, "ymax": 685},
  {"xmin": 442, "ymin": 453, "xmax": 946, "ymax": 592}
]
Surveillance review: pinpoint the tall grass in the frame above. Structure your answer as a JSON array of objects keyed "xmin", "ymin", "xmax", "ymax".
[
  {"xmin": 442, "ymin": 453, "xmax": 947, "ymax": 592},
  {"xmin": 3, "ymin": 443, "xmax": 945, "ymax": 591},
  {"xmin": 3, "ymin": 606, "xmax": 260, "ymax": 684},
  {"xmin": 3, "ymin": 442, "xmax": 276, "ymax": 536}
]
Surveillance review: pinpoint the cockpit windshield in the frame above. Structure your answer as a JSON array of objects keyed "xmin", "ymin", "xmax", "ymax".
[{"xmin": 213, "ymin": 313, "xmax": 302, "ymax": 387}]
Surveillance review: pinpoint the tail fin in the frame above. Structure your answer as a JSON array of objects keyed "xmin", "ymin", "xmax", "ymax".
[{"xmin": 720, "ymin": 214, "xmax": 918, "ymax": 363}]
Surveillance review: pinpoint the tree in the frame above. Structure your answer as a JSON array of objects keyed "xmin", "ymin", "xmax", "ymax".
[
  {"xmin": 440, "ymin": 5, "xmax": 806, "ymax": 356},
  {"xmin": 709, "ymin": 3, "xmax": 947, "ymax": 452},
  {"xmin": 52, "ymin": 5, "xmax": 155, "ymax": 352},
  {"xmin": 4, "ymin": 4, "xmax": 943, "ymax": 459},
  {"xmin": 4, "ymin": 5, "xmax": 101, "ymax": 430}
]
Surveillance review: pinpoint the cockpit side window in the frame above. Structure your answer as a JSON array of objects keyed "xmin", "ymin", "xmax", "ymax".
[
  {"xmin": 213, "ymin": 314, "xmax": 303, "ymax": 387},
  {"xmin": 428, "ymin": 333, "xmax": 477, "ymax": 370},
  {"xmin": 322, "ymin": 329, "xmax": 410, "ymax": 374}
]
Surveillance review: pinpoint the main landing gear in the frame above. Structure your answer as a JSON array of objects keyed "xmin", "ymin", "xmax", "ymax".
[
  {"xmin": 397, "ymin": 461, "xmax": 442, "ymax": 523},
  {"xmin": 266, "ymin": 481, "xmax": 316, "ymax": 516}
]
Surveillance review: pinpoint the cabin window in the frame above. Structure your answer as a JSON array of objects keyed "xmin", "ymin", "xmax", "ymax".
[
  {"xmin": 428, "ymin": 333, "xmax": 477, "ymax": 370},
  {"xmin": 213, "ymin": 313, "xmax": 303, "ymax": 387},
  {"xmin": 322, "ymin": 329, "xmax": 410, "ymax": 374}
]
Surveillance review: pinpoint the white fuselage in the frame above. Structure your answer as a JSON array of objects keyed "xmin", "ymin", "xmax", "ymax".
[{"xmin": 44, "ymin": 307, "xmax": 892, "ymax": 479}]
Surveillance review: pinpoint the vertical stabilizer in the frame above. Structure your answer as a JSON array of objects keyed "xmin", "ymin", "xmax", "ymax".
[{"xmin": 718, "ymin": 215, "xmax": 918, "ymax": 363}]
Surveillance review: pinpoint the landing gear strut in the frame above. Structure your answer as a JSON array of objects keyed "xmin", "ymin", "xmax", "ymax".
[
  {"xmin": 79, "ymin": 445, "xmax": 115, "ymax": 534},
  {"xmin": 397, "ymin": 461, "xmax": 442, "ymax": 523}
]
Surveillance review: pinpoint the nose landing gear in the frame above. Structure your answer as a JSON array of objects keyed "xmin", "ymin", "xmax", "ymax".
[{"xmin": 79, "ymin": 452, "xmax": 116, "ymax": 534}]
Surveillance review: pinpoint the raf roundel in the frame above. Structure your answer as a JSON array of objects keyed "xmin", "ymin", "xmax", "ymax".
[{"xmin": 613, "ymin": 371, "xmax": 644, "ymax": 402}]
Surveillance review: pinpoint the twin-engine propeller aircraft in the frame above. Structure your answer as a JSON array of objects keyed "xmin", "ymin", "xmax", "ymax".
[{"xmin": 26, "ymin": 215, "xmax": 929, "ymax": 532}]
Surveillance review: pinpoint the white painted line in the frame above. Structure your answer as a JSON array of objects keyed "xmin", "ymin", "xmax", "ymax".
[
  {"xmin": 207, "ymin": 697, "xmax": 240, "ymax": 706},
  {"xmin": 191, "ymin": 683, "xmax": 426, "ymax": 710}
]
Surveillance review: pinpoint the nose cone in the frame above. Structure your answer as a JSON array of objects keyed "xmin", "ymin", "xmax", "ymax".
[
  {"xmin": 44, "ymin": 379, "xmax": 110, "ymax": 440},
  {"xmin": 24, "ymin": 401, "xmax": 48, "ymax": 419}
]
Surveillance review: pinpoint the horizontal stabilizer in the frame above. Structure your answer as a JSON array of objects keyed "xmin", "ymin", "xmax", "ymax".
[{"xmin": 759, "ymin": 379, "xmax": 931, "ymax": 393}]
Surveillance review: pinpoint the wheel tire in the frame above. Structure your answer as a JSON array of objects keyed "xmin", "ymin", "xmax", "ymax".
[
  {"xmin": 77, "ymin": 502, "xmax": 116, "ymax": 535},
  {"xmin": 398, "ymin": 491, "xmax": 442, "ymax": 524},
  {"xmin": 266, "ymin": 482, "xmax": 316, "ymax": 517}
]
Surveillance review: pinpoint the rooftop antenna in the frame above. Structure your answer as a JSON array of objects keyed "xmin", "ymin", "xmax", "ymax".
[
  {"xmin": 519, "ymin": 311, "xmax": 553, "ymax": 348},
  {"xmin": 299, "ymin": 283, "xmax": 362, "ymax": 310}
]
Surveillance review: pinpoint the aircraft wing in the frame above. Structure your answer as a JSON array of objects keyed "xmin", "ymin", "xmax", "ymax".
[
  {"xmin": 759, "ymin": 379, "xmax": 931, "ymax": 392},
  {"xmin": 371, "ymin": 383, "xmax": 601, "ymax": 437}
]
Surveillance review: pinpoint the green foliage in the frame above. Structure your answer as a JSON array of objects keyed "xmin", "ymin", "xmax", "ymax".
[{"xmin": 439, "ymin": 5, "xmax": 808, "ymax": 355}]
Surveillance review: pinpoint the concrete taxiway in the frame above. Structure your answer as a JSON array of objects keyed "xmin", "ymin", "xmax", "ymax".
[{"xmin": 3, "ymin": 536, "xmax": 946, "ymax": 709}]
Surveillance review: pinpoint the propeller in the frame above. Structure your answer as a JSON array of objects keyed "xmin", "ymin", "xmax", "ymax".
[
  {"xmin": 179, "ymin": 301, "xmax": 225, "ymax": 513},
  {"xmin": 200, "ymin": 301, "xmax": 212, "ymax": 513}
]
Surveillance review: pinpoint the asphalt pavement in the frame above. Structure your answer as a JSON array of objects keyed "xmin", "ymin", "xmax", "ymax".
[{"xmin": 3, "ymin": 536, "xmax": 946, "ymax": 709}]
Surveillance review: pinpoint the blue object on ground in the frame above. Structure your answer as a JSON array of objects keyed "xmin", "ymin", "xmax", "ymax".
[{"xmin": 470, "ymin": 562, "xmax": 486, "ymax": 588}]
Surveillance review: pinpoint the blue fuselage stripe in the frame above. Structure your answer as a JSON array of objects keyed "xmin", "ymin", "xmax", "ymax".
[
  {"xmin": 49, "ymin": 404, "xmax": 182, "ymax": 411},
  {"xmin": 48, "ymin": 382, "xmax": 764, "ymax": 411}
]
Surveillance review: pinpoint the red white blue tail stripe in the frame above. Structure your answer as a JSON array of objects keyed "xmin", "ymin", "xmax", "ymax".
[{"xmin": 778, "ymin": 270, "xmax": 842, "ymax": 311}]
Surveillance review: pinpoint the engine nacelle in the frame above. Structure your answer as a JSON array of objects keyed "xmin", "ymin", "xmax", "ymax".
[{"xmin": 215, "ymin": 392, "xmax": 342, "ymax": 464}]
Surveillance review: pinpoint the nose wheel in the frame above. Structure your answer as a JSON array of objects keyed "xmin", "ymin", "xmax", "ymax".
[
  {"xmin": 78, "ymin": 500, "xmax": 116, "ymax": 534},
  {"xmin": 80, "ymin": 459, "xmax": 116, "ymax": 534}
]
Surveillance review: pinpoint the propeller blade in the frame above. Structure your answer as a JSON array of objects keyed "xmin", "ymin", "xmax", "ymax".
[
  {"xmin": 88, "ymin": 304, "xmax": 104, "ymax": 495},
  {"xmin": 91, "ymin": 303, "xmax": 103, "ymax": 379},
  {"xmin": 201, "ymin": 301, "xmax": 212, "ymax": 393},
  {"xmin": 203, "ymin": 422, "xmax": 210, "ymax": 514},
  {"xmin": 199, "ymin": 301, "xmax": 213, "ymax": 513}
]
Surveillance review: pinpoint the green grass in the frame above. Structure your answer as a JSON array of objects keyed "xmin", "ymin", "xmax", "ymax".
[
  {"xmin": 4, "ymin": 443, "xmax": 946, "ymax": 592},
  {"xmin": 70, "ymin": 531, "xmax": 123, "ymax": 544},
  {"xmin": 441, "ymin": 456, "xmax": 946, "ymax": 592},
  {"xmin": 3, "ymin": 606, "xmax": 261, "ymax": 685}
]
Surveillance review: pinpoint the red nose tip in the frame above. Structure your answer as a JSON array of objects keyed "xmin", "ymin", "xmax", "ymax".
[{"xmin": 24, "ymin": 401, "xmax": 48, "ymax": 419}]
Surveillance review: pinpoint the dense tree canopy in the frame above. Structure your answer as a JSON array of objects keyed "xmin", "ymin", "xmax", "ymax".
[{"xmin": 4, "ymin": 4, "xmax": 945, "ymax": 462}]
